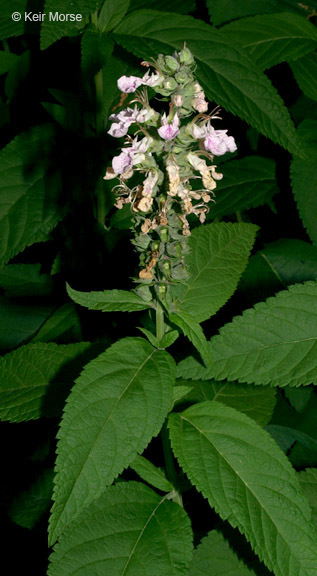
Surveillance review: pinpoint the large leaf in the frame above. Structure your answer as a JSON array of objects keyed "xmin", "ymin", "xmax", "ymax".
[
  {"xmin": 176, "ymin": 380, "xmax": 276, "ymax": 426},
  {"xmin": 0, "ymin": 342, "xmax": 91, "ymax": 422},
  {"xmin": 98, "ymin": 0, "xmax": 130, "ymax": 31},
  {"xmin": 31, "ymin": 303, "xmax": 82, "ymax": 343},
  {"xmin": 209, "ymin": 156, "xmax": 278, "ymax": 219},
  {"xmin": 49, "ymin": 337, "xmax": 175, "ymax": 544},
  {"xmin": 129, "ymin": 0, "xmax": 195, "ymax": 13},
  {"xmin": 67, "ymin": 283, "xmax": 154, "ymax": 312},
  {"xmin": 169, "ymin": 311, "xmax": 211, "ymax": 367},
  {"xmin": 81, "ymin": 27, "xmax": 113, "ymax": 77},
  {"xmin": 291, "ymin": 121, "xmax": 317, "ymax": 244},
  {"xmin": 0, "ymin": 263, "xmax": 53, "ymax": 297},
  {"xmin": 0, "ymin": 0, "xmax": 28, "ymax": 41},
  {"xmin": 178, "ymin": 281, "xmax": 317, "ymax": 387},
  {"xmin": 113, "ymin": 10, "xmax": 301, "ymax": 154},
  {"xmin": 206, "ymin": 0, "xmax": 316, "ymax": 26},
  {"xmin": 189, "ymin": 529, "xmax": 266, "ymax": 576},
  {"xmin": 40, "ymin": 1, "xmax": 103, "ymax": 50},
  {"xmin": 291, "ymin": 52, "xmax": 317, "ymax": 103},
  {"xmin": 48, "ymin": 482, "xmax": 193, "ymax": 576},
  {"xmin": 299, "ymin": 468, "xmax": 317, "ymax": 528},
  {"xmin": 0, "ymin": 50, "xmax": 19, "ymax": 75},
  {"xmin": 0, "ymin": 124, "xmax": 62, "ymax": 268},
  {"xmin": 171, "ymin": 223, "xmax": 258, "ymax": 323},
  {"xmin": 0, "ymin": 296, "xmax": 55, "ymax": 350},
  {"xmin": 220, "ymin": 13, "xmax": 317, "ymax": 70},
  {"xmin": 169, "ymin": 401, "xmax": 317, "ymax": 576}
]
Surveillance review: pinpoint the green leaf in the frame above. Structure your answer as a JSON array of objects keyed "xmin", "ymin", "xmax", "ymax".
[
  {"xmin": 220, "ymin": 13, "xmax": 317, "ymax": 70},
  {"xmin": 40, "ymin": 1, "xmax": 102, "ymax": 50},
  {"xmin": 0, "ymin": 50, "xmax": 19, "ymax": 75},
  {"xmin": 176, "ymin": 380, "xmax": 276, "ymax": 426},
  {"xmin": 113, "ymin": 10, "xmax": 301, "ymax": 154},
  {"xmin": 31, "ymin": 303, "xmax": 82, "ymax": 343},
  {"xmin": 0, "ymin": 342, "xmax": 91, "ymax": 422},
  {"xmin": 267, "ymin": 425, "xmax": 317, "ymax": 463},
  {"xmin": 130, "ymin": 455, "xmax": 174, "ymax": 492},
  {"xmin": 0, "ymin": 0, "xmax": 28, "ymax": 41},
  {"xmin": 206, "ymin": 0, "xmax": 315, "ymax": 26},
  {"xmin": 169, "ymin": 311, "xmax": 211, "ymax": 367},
  {"xmin": 209, "ymin": 156, "xmax": 278, "ymax": 219},
  {"xmin": 189, "ymin": 529, "xmax": 264, "ymax": 576},
  {"xmin": 239, "ymin": 238, "xmax": 317, "ymax": 304},
  {"xmin": 299, "ymin": 468, "xmax": 317, "ymax": 528},
  {"xmin": 0, "ymin": 296, "xmax": 55, "ymax": 350},
  {"xmin": 291, "ymin": 52, "xmax": 317, "ymax": 102},
  {"xmin": 129, "ymin": 0, "xmax": 195, "ymax": 13},
  {"xmin": 171, "ymin": 223, "xmax": 258, "ymax": 323},
  {"xmin": 98, "ymin": 0, "xmax": 130, "ymax": 32},
  {"xmin": 48, "ymin": 482, "xmax": 193, "ymax": 576},
  {"xmin": 0, "ymin": 263, "xmax": 53, "ymax": 297},
  {"xmin": 169, "ymin": 400, "xmax": 317, "ymax": 576},
  {"xmin": 5, "ymin": 50, "xmax": 31, "ymax": 101},
  {"xmin": 9, "ymin": 469, "xmax": 54, "ymax": 530},
  {"xmin": 0, "ymin": 124, "xmax": 63, "ymax": 268},
  {"xmin": 67, "ymin": 283, "xmax": 154, "ymax": 312},
  {"xmin": 291, "ymin": 121, "xmax": 317, "ymax": 244},
  {"xmin": 178, "ymin": 281, "xmax": 317, "ymax": 387},
  {"xmin": 81, "ymin": 27, "xmax": 113, "ymax": 76},
  {"xmin": 49, "ymin": 337, "xmax": 175, "ymax": 544}
]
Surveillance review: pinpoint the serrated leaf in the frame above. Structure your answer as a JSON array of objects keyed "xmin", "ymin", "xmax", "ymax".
[
  {"xmin": 176, "ymin": 380, "xmax": 276, "ymax": 426},
  {"xmin": 9, "ymin": 469, "xmax": 54, "ymax": 530},
  {"xmin": 129, "ymin": 0, "xmax": 195, "ymax": 13},
  {"xmin": 299, "ymin": 468, "xmax": 317, "ymax": 528},
  {"xmin": 0, "ymin": 342, "xmax": 91, "ymax": 422},
  {"xmin": 170, "ymin": 311, "xmax": 211, "ymax": 367},
  {"xmin": 267, "ymin": 425, "xmax": 317, "ymax": 464},
  {"xmin": 98, "ymin": 0, "xmax": 130, "ymax": 32},
  {"xmin": 113, "ymin": 10, "xmax": 301, "ymax": 154},
  {"xmin": 171, "ymin": 223, "xmax": 258, "ymax": 323},
  {"xmin": 291, "ymin": 52, "xmax": 317, "ymax": 102},
  {"xmin": 0, "ymin": 0, "xmax": 28, "ymax": 41},
  {"xmin": 40, "ymin": 1, "xmax": 102, "ymax": 50},
  {"xmin": 178, "ymin": 281, "xmax": 317, "ymax": 387},
  {"xmin": 49, "ymin": 337, "xmax": 175, "ymax": 544},
  {"xmin": 291, "ymin": 121, "xmax": 317, "ymax": 244},
  {"xmin": 130, "ymin": 455, "xmax": 174, "ymax": 492},
  {"xmin": 0, "ymin": 124, "xmax": 63, "ymax": 268},
  {"xmin": 209, "ymin": 156, "xmax": 278, "ymax": 219},
  {"xmin": 220, "ymin": 13, "xmax": 317, "ymax": 70},
  {"xmin": 31, "ymin": 302, "xmax": 82, "ymax": 343},
  {"xmin": 189, "ymin": 529, "xmax": 263, "ymax": 576},
  {"xmin": 0, "ymin": 263, "xmax": 53, "ymax": 297},
  {"xmin": 0, "ymin": 295, "xmax": 55, "ymax": 350},
  {"xmin": 48, "ymin": 482, "xmax": 193, "ymax": 576},
  {"xmin": 169, "ymin": 400, "xmax": 317, "ymax": 576},
  {"xmin": 67, "ymin": 283, "xmax": 154, "ymax": 312},
  {"xmin": 206, "ymin": 0, "xmax": 315, "ymax": 26}
]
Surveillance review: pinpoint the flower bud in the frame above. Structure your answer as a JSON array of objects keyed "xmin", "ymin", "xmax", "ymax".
[
  {"xmin": 175, "ymin": 68, "xmax": 192, "ymax": 84},
  {"xmin": 160, "ymin": 228, "xmax": 169, "ymax": 243},
  {"xmin": 179, "ymin": 47, "xmax": 195, "ymax": 66},
  {"xmin": 163, "ymin": 78, "xmax": 178, "ymax": 92},
  {"xmin": 158, "ymin": 284, "xmax": 167, "ymax": 296},
  {"xmin": 152, "ymin": 241, "xmax": 160, "ymax": 251},
  {"xmin": 164, "ymin": 55, "xmax": 179, "ymax": 73},
  {"xmin": 162, "ymin": 260, "xmax": 171, "ymax": 273}
]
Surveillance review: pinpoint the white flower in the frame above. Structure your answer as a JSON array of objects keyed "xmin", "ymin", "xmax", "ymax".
[
  {"xmin": 108, "ymin": 106, "xmax": 155, "ymax": 138},
  {"xmin": 112, "ymin": 137, "xmax": 152, "ymax": 175},
  {"xmin": 117, "ymin": 75, "xmax": 143, "ymax": 93},
  {"xmin": 158, "ymin": 113, "xmax": 180, "ymax": 141}
]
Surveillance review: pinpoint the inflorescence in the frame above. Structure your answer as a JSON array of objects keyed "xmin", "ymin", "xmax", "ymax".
[{"xmin": 104, "ymin": 45, "xmax": 237, "ymax": 295}]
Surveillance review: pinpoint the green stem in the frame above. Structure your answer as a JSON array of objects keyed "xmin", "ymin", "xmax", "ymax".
[
  {"xmin": 161, "ymin": 423, "xmax": 183, "ymax": 506},
  {"xmin": 156, "ymin": 301, "xmax": 165, "ymax": 343}
]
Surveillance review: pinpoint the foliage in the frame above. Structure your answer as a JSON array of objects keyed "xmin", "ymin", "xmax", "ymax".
[{"xmin": 1, "ymin": 1, "xmax": 317, "ymax": 575}]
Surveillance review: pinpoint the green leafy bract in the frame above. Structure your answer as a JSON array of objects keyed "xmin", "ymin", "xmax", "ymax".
[
  {"xmin": 98, "ymin": 0, "xmax": 130, "ymax": 32},
  {"xmin": 220, "ymin": 12, "xmax": 317, "ymax": 70},
  {"xmin": 130, "ymin": 455, "xmax": 174, "ymax": 492},
  {"xmin": 172, "ymin": 223, "xmax": 258, "ymax": 323},
  {"xmin": 169, "ymin": 311, "xmax": 211, "ymax": 367},
  {"xmin": 48, "ymin": 482, "xmax": 193, "ymax": 576},
  {"xmin": 169, "ymin": 400, "xmax": 317, "ymax": 576},
  {"xmin": 206, "ymin": 0, "xmax": 313, "ymax": 26},
  {"xmin": 0, "ymin": 124, "xmax": 63, "ymax": 268},
  {"xmin": 291, "ymin": 52, "xmax": 317, "ymax": 103},
  {"xmin": 49, "ymin": 337, "xmax": 175, "ymax": 544},
  {"xmin": 299, "ymin": 468, "xmax": 317, "ymax": 529},
  {"xmin": 0, "ymin": 342, "xmax": 91, "ymax": 422},
  {"xmin": 113, "ymin": 10, "xmax": 301, "ymax": 154},
  {"xmin": 67, "ymin": 283, "xmax": 154, "ymax": 312}
]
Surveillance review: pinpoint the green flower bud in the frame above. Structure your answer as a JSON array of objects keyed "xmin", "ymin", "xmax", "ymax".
[
  {"xmin": 175, "ymin": 67, "xmax": 193, "ymax": 84},
  {"xmin": 163, "ymin": 78, "xmax": 178, "ymax": 92},
  {"xmin": 158, "ymin": 284, "xmax": 167, "ymax": 296},
  {"xmin": 152, "ymin": 240, "xmax": 160, "ymax": 251},
  {"xmin": 179, "ymin": 47, "xmax": 195, "ymax": 66},
  {"xmin": 163, "ymin": 260, "xmax": 171, "ymax": 273},
  {"xmin": 164, "ymin": 55, "xmax": 179, "ymax": 73},
  {"xmin": 160, "ymin": 228, "xmax": 169, "ymax": 243}
]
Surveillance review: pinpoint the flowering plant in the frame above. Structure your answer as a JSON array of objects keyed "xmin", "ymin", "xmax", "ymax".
[{"xmin": 104, "ymin": 46, "xmax": 237, "ymax": 291}]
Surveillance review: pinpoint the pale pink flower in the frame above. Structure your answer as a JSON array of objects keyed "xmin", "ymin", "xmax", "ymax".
[
  {"xmin": 117, "ymin": 75, "xmax": 143, "ymax": 93},
  {"xmin": 192, "ymin": 98, "xmax": 208, "ymax": 113},
  {"xmin": 112, "ymin": 137, "xmax": 151, "ymax": 174},
  {"xmin": 108, "ymin": 106, "xmax": 154, "ymax": 138},
  {"xmin": 158, "ymin": 113, "xmax": 180, "ymax": 141},
  {"xmin": 204, "ymin": 129, "xmax": 237, "ymax": 156},
  {"xmin": 142, "ymin": 70, "xmax": 164, "ymax": 87}
]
